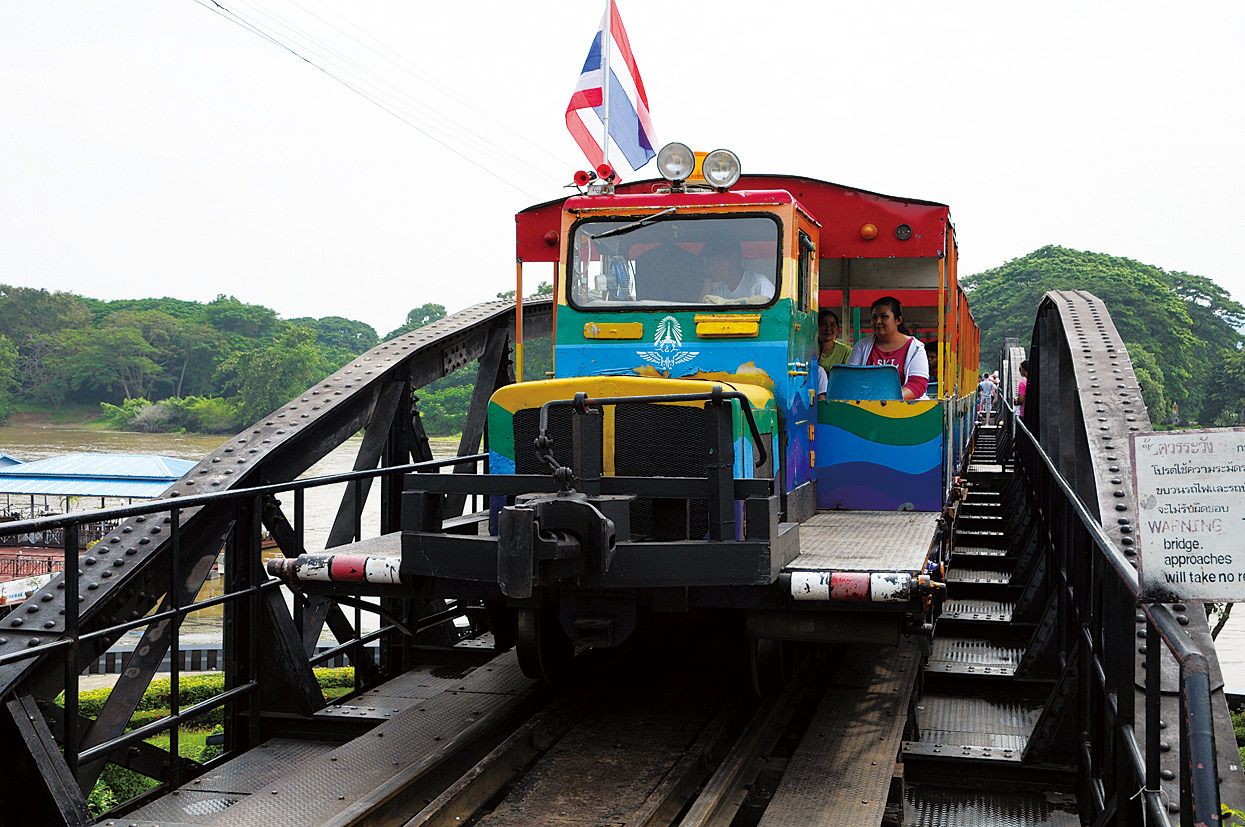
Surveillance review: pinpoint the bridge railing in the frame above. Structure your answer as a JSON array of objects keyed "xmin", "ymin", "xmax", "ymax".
[
  {"xmin": 0, "ymin": 452, "xmax": 485, "ymax": 814},
  {"xmin": 1003, "ymin": 401, "xmax": 1220, "ymax": 826}
]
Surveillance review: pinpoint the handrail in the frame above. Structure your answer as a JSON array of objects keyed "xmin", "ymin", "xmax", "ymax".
[
  {"xmin": 1004, "ymin": 401, "xmax": 1220, "ymax": 825},
  {"xmin": 0, "ymin": 452, "xmax": 486, "ymax": 537}
]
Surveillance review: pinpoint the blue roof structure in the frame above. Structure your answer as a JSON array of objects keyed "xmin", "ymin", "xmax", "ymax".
[
  {"xmin": 0, "ymin": 454, "xmax": 22, "ymax": 468},
  {"xmin": 0, "ymin": 452, "xmax": 196, "ymax": 499}
]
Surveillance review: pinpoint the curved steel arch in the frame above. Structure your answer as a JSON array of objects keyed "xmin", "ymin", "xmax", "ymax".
[
  {"xmin": 1023, "ymin": 290, "xmax": 1244, "ymax": 819},
  {"xmin": 0, "ymin": 298, "xmax": 551, "ymax": 794}
]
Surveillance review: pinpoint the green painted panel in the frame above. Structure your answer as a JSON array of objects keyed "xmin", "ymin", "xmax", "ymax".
[
  {"xmin": 556, "ymin": 299, "xmax": 798, "ymax": 345},
  {"xmin": 816, "ymin": 400, "xmax": 943, "ymax": 445},
  {"xmin": 487, "ymin": 401, "xmax": 514, "ymax": 459}
]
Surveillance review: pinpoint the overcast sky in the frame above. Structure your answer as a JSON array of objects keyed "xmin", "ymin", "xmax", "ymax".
[{"xmin": 1, "ymin": 1, "xmax": 1242, "ymax": 336}]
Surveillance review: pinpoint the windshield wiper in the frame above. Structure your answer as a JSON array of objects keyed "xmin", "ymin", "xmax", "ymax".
[{"xmin": 588, "ymin": 207, "xmax": 678, "ymax": 241}]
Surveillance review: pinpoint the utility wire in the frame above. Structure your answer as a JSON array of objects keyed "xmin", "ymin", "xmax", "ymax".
[
  {"xmin": 190, "ymin": 0, "xmax": 557, "ymax": 197},
  {"xmin": 293, "ymin": 0, "xmax": 575, "ymax": 174},
  {"xmin": 223, "ymin": 0, "xmax": 564, "ymax": 190}
]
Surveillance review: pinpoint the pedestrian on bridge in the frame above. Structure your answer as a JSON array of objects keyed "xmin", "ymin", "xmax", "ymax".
[{"xmin": 978, "ymin": 373, "xmax": 997, "ymax": 424}]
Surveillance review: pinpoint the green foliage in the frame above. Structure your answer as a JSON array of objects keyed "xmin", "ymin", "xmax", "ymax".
[
  {"xmin": 86, "ymin": 780, "xmax": 118, "ymax": 817},
  {"xmin": 385, "ymin": 303, "xmax": 447, "ymax": 340},
  {"xmin": 289, "ymin": 315, "xmax": 379, "ymax": 356},
  {"xmin": 963, "ymin": 246, "xmax": 1245, "ymax": 425},
  {"xmin": 42, "ymin": 327, "xmax": 164, "ymax": 403},
  {"xmin": 99, "ymin": 397, "xmax": 152, "ymax": 429},
  {"xmin": 418, "ymin": 385, "xmax": 474, "ymax": 435},
  {"xmin": 199, "ymin": 724, "xmax": 225, "ymax": 763},
  {"xmin": 202, "ymin": 294, "xmax": 280, "ymax": 340},
  {"xmin": 1126, "ymin": 345, "xmax": 1171, "ymax": 423},
  {"xmin": 215, "ymin": 325, "xmax": 333, "ymax": 424},
  {"xmin": 0, "ymin": 333, "xmax": 17, "ymax": 423}
]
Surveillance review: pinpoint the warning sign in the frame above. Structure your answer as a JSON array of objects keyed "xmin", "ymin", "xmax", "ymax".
[{"xmin": 1132, "ymin": 428, "xmax": 1245, "ymax": 602}]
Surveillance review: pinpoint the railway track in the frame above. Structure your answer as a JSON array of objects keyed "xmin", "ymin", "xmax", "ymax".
[{"xmin": 122, "ymin": 629, "xmax": 918, "ymax": 827}]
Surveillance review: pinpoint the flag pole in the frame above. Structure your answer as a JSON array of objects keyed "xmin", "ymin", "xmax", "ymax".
[{"xmin": 601, "ymin": 0, "xmax": 611, "ymax": 167}]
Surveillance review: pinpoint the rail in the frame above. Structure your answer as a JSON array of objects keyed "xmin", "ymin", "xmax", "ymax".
[
  {"xmin": 1003, "ymin": 400, "xmax": 1220, "ymax": 825},
  {"xmin": 0, "ymin": 451, "xmax": 485, "ymax": 803}
]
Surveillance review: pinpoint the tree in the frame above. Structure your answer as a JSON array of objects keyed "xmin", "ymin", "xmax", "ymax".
[
  {"xmin": 496, "ymin": 280, "xmax": 553, "ymax": 302},
  {"xmin": 104, "ymin": 309, "xmax": 227, "ymax": 398},
  {"xmin": 963, "ymin": 246, "xmax": 1242, "ymax": 425},
  {"xmin": 0, "ymin": 334, "xmax": 17, "ymax": 422},
  {"xmin": 215, "ymin": 326, "xmax": 333, "ymax": 424},
  {"xmin": 1127, "ymin": 344, "xmax": 1170, "ymax": 424},
  {"xmin": 43, "ymin": 328, "xmax": 164, "ymax": 402},
  {"xmin": 288, "ymin": 316, "xmax": 379, "ymax": 357},
  {"xmin": 385, "ymin": 303, "xmax": 447, "ymax": 340},
  {"xmin": 0, "ymin": 285, "xmax": 93, "ymax": 399},
  {"xmin": 202, "ymin": 294, "xmax": 280, "ymax": 340}
]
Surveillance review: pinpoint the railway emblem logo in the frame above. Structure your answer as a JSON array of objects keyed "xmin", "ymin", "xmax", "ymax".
[{"xmin": 638, "ymin": 315, "xmax": 698, "ymax": 372}]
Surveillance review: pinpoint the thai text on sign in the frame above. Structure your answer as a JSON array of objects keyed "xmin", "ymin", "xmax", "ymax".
[{"xmin": 1132, "ymin": 428, "xmax": 1245, "ymax": 602}]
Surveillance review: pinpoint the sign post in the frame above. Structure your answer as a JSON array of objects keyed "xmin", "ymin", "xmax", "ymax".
[{"xmin": 1131, "ymin": 427, "xmax": 1245, "ymax": 602}]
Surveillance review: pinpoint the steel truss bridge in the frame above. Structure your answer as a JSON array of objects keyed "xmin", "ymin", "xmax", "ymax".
[{"xmin": 0, "ymin": 292, "xmax": 1241, "ymax": 826}]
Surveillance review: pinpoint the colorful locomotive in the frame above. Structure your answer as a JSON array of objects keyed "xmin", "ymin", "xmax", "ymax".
[{"xmin": 271, "ymin": 144, "xmax": 980, "ymax": 687}]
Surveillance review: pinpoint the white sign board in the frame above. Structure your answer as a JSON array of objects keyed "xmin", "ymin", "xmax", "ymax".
[{"xmin": 1132, "ymin": 428, "xmax": 1245, "ymax": 602}]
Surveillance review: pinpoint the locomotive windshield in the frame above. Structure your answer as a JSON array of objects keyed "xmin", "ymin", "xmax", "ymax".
[{"xmin": 568, "ymin": 215, "xmax": 780, "ymax": 308}]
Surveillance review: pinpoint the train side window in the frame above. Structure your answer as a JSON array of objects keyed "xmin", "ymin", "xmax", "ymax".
[{"xmin": 797, "ymin": 232, "xmax": 814, "ymax": 312}]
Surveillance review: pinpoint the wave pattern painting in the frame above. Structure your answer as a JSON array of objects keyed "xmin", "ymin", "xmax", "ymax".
[{"xmin": 815, "ymin": 400, "xmax": 944, "ymax": 512}]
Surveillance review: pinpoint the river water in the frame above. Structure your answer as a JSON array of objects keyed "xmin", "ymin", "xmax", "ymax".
[
  {"xmin": 0, "ymin": 424, "xmax": 461, "ymax": 648},
  {"xmin": 4, "ymin": 423, "xmax": 1245, "ymax": 692}
]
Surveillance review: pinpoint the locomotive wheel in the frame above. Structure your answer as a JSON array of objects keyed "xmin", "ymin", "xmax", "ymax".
[
  {"xmin": 516, "ymin": 606, "xmax": 574, "ymax": 684},
  {"xmin": 749, "ymin": 637, "xmax": 793, "ymax": 697}
]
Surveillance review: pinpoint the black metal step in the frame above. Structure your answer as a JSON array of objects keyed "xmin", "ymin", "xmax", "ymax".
[
  {"xmin": 954, "ymin": 529, "xmax": 1008, "ymax": 549},
  {"xmin": 941, "ymin": 598, "xmax": 1015, "ymax": 624},
  {"xmin": 902, "ymin": 689, "xmax": 1045, "ymax": 764},
  {"xmin": 945, "ymin": 566, "xmax": 1012, "ymax": 586},
  {"xmin": 926, "ymin": 634, "xmax": 1025, "ymax": 678},
  {"xmin": 904, "ymin": 785, "xmax": 1080, "ymax": 826},
  {"xmin": 952, "ymin": 545, "xmax": 1012, "ymax": 561}
]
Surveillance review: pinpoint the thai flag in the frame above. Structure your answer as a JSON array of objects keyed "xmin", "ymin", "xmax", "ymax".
[{"xmin": 565, "ymin": 0, "xmax": 657, "ymax": 176}]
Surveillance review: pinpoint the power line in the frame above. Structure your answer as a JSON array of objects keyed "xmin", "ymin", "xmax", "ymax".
[
  {"xmin": 190, "ymin": 0, "xmax": 559, "ymax": 197},
  {"xmin": 223, "ymin": 0, "xmax": 566, "ymax": 189}
]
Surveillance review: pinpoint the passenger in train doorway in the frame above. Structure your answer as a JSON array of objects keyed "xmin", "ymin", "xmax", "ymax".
[
  {"xmin": 817, "ymin": 309, "xmax": 851, "ymax": 371},
  {"xmin": 846, "ymin": 296, "xmax": 930, "ymax": 400}
]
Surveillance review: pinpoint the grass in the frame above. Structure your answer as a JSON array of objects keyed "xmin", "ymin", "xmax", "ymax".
[{"xmin": 143, "ymin": 727, "xmax": 213, "ymax": 759}]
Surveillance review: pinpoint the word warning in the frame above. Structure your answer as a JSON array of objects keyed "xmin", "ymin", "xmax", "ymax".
[{"xmin": 1132, "ymin": 428, "xmax": 1245, "ymax": 602}]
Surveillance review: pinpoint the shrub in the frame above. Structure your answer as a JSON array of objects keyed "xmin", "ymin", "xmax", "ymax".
[
  {"xmin": 98, "ymin": 397, "xmax": 150, "ymax": 428},
  {"xmin": 199, "ymin": 724, "xmax": 225, "ymax": 763}
]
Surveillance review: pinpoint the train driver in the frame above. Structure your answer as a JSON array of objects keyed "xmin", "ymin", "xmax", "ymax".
[
  {"xmin": 846, "ymin": 296, "xmax": 930, "ymax": 400},
  {"xmin": 700, "ymin": 237, "xmax": 774, "ymax": 304}
]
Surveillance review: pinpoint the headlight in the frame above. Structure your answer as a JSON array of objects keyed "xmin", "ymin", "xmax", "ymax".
[
  {"xmin": 656, "ymin": 142, "xmax": 695, "ymax": 182},
  {"xmin": 701, "ymin": 149, "xmax": 741, "ymax": 190}
]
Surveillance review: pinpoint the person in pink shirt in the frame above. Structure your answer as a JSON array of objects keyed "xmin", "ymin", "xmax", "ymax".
[
  {"xmin": 846, "ymin": 296, "xmax": 930, "ymax": 400},
  {"xmin": 1017, "ymin": 360, "xmax": 1029, "ymax": 418}
]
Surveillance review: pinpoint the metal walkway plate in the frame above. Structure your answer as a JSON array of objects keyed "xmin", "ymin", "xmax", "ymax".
[
  {"xmin": 788, "ymin": 511, "xmax": 939, "ymax": 573},
  {"xmin": 130, "ymin": 653, "xmax": 535, "ymax": 825},
  {"xmin": 757, "ymin": 640, "xmax": 920, "ymax": 827},
  {"xmin": 125, "ymin": 738, "xmax": 337, "ymax": 822},
  {"xmin": 927, "ymin": 635, "xmax": 1024, "ymax": 677},
  {"xmin": 905, "ymin": 785, "xmax": 1080, "ymax": 826}
]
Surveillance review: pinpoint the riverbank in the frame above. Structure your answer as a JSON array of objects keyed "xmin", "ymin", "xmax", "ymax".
[
  {"xmin": 4, "ymin": 407, "xmax": 463, "ymax": 442},
  {"xmin": 7, "ymin": 405, "xmax": 108, "ymax": 429}
]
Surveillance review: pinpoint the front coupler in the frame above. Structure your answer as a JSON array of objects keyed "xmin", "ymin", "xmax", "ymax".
[{"xmin": 498, "ymin": 491, "xmax": 624, "ymax": 599}]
